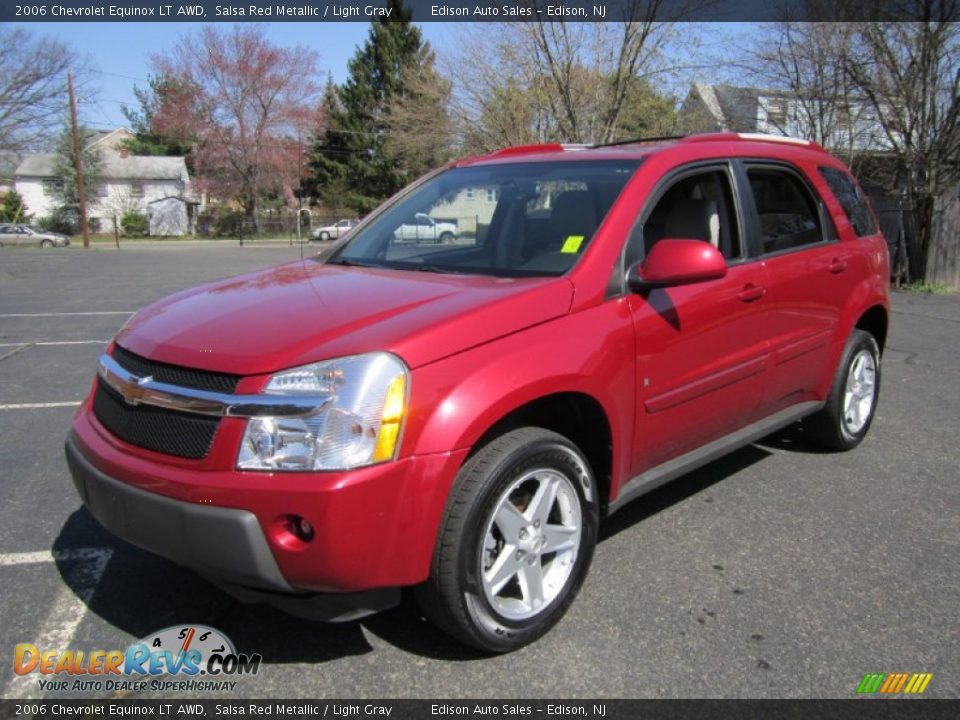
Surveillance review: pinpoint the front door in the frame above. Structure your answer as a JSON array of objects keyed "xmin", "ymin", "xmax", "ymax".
[{"xmin": 625, "ymin": 164, "xmax": 771, "ymax": 474}]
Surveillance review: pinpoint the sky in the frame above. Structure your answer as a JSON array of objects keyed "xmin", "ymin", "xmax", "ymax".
[
  {"xmin": 18, "ymin": 22, "xmax": 460, "ymax": 130},
  {"xmin": 17, "ymin": 21, "xmax": 753, "ymax": 132}
]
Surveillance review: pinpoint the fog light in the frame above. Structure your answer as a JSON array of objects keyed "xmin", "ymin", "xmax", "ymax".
[
  {"xmin": 293, "ymin": 516, "xmax": 314, "ymax": 542},
  {"xmin": 271, "ymin": 514, "xmax": 315, "ymax": 550}
]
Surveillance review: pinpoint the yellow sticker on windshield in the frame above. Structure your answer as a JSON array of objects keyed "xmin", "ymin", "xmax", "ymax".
[{"xmin": 561, "ymin": 235, "xmax": 584, "ymax": 253}]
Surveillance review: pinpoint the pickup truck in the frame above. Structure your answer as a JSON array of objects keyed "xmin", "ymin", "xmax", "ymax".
[{"xmin": 393, "ymin": 213, "xmax": 458, "ymax": 243}]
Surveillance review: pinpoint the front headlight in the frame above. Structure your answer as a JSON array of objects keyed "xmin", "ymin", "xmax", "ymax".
[{"xmin": 237, "ymin": 352, "xmax": 408, "ymax": 472}]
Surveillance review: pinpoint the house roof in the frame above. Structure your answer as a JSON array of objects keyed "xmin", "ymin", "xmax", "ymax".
[
  {"xmin": 87, "ymin": 128, "xmax": 135, "ymax": 153},
  {"xmin": 16, "ymin": 153, "xmax": 188, "ymax": 181},
  {"xmin": 148, "ymin": 195, "xmax": 199, "ymax": 205},
  {"xmin": 688, "ymin": 83, "xmax": 792, "ymax": 132},
  {"xmin": 0, "ymin": 151, "xmax": 20, "ymax": 180}
]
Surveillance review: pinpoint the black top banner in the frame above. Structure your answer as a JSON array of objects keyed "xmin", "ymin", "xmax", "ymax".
[{"xmin": 2, "ymin": 0, "xmax": 952, "ymax": 23}]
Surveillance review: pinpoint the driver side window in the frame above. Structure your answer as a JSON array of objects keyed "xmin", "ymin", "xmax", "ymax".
[{"xmin": 627, "ymin": 167, "xmax": 742, "ymax": 268}]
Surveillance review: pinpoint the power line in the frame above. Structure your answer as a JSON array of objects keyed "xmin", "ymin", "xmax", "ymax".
[{"xmin": 90, "ymin": 69, "xmax": 149, "ymax": 83}]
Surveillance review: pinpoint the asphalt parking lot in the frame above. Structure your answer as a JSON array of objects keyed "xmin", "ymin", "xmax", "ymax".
[{"xmin": 0, "ymin": 242, "xmax": 957, "ymax": 700}]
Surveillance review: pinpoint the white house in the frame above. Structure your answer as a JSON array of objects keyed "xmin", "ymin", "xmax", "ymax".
[
  {"xmin": 148, "ymin": 196, "xmax": 196, "ymax": 236},
  {"xmin": 432, "ymin": 187, "xmax": 499, "ymax": 235},
  {"xmin": 677, "ymin": 83, "xmax": 891, "ymax": 152},
  {"xmin": 14, "ymin": 128, "xmax": 194, "ymax": 235}
]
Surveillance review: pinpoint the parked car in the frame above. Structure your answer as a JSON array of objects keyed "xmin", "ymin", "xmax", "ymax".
[
  {"xmin": 66, "ymin": 133, "xmax": 889, "ymax": 652},
  {"xmin": 0, "ymin": 224, "xmax": 70, "ymax": 247},
  {"xmin": 393, "ymin": 212, "xmax": 458, "ymax": 243},
  {"xmin": 310, "ymin": 218, "xmax": 358, "ymax": 242}
]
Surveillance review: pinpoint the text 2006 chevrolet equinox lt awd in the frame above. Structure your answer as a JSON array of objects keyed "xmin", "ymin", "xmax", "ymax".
[{"xmin": 67, "ymin": 133, "xmax": 889, "ymax": 651}]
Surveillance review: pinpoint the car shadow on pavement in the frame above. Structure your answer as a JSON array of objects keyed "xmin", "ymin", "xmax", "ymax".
[
  {"xmin": 599, "ymin": 443, "xmax": 773, "ymax": 542},
  {"xmin": 753, "ymin": 423, "xmax": 836, "ymax": 455},
  {"xmin": 51, "ymin": 438, "xmax": 787, "ymax": 664},
  {"xmin": 52, "ymin": 509, "xmax": 376, "ymax": 664}
]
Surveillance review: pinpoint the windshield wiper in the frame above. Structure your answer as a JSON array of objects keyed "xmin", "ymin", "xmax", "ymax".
[
  {"xmin": 327, "ymin": 257, "xmax": 379, "ymax": 268},
  {"xmin": 402, "ymin": 264, "xmax": 470, "ymax": 275}
]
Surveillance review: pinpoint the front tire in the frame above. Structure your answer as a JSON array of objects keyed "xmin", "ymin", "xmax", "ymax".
[
  {"xmin": 417, "ymin": 427, "xmax": 599, "ymax": 652},
  {"xmin": 40, "ymin": 239, "xmax": 53, "ymax": 248},
  {"xmin": 438, "ymin": 232, "xmax": 454, "ymax": 244},
  {"xmin": 804, "ymin": 329, "xmax": 881, "ymax": 450},
  {"xmin": 319, "ymin": 231, "xmax": 330, "ymax": 242}
]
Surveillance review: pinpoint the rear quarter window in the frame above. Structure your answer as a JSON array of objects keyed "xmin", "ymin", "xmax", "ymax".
[{"xmin": 818, "ymin": 166, "xmax": 879, "ymax": 237}]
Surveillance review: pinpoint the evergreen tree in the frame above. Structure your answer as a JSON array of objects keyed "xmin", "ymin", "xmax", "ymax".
[
  {"xmin": 48, "ymin": 126, "xmax": 102, "ymax": 232},
  {"xmin": 308, "ymin": 0, "xmax": 429, "ymax": 213},
  {"xmin": 121, "ymin": 75, "xmax": 195, "ymax": 158},
  {"xmin": 0, "ymin": 188, "xmax": 28, "ymax": 223}
]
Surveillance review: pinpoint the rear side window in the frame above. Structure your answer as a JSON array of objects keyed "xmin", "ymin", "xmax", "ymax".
[
  {"xmin": 818, "ymin": 166, "xmax": 878, "ymax": 237},
  {"xmin": 746, "ymin": 168, "xmax": 824, "ymax": 254}
]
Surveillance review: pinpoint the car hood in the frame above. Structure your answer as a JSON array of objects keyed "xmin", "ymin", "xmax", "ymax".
[{"xmin": 116, "ymin": 260, "xmax": 574, "ymax": 376}]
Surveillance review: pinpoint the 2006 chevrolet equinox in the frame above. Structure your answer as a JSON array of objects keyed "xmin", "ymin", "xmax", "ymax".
[{"xmin": 66, "ymin": 133, "xmax": 889, "ymax": 652}]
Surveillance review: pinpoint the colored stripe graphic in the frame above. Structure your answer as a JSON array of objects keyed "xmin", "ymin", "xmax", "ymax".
[
  {"xmin": 857, "ymin": 673, "xmax": 885, "ymax": 693},
  {"xmin": 858, "ymin": 672, "xmax": 933, "ymax": 695},
  {"xmin": 909, "ymin": 673, "xmax": 933, "ymax": 694}
]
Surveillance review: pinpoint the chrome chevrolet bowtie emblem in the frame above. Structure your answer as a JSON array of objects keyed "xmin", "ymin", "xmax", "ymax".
[{"xmin": 119, "ymin": 374, "xmax": 152, "ymax": 405}]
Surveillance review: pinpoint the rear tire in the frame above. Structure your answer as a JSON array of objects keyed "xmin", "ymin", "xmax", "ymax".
[
  {"xmin": 804, "ymin": 329, "xmax": 880, "ymax": 450},
  {"xmin": 40, "ymin": 239, "xmax": 53, "ymax": 248},
  {"xmin": 438, "ymin": 232, "xmax": 454, "ymax": 244},
  {"xmin": 416, "ymin": 427, "xmax": 598, "ymax": 653}
]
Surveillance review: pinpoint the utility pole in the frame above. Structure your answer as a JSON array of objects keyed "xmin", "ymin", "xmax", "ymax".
[{"xmin": 67, "ymin": 71, "xmax": 90, "ymax": 249}]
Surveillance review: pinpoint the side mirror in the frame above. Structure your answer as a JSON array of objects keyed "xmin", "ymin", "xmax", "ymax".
[{"xmin": 627, "ymin": 239, "xmax": 727, "ymax": 292}]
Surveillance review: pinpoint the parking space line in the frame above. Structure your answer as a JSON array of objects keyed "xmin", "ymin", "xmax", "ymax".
[
  {"xmin": 0, "ymin": 402, "xmax": 82, "ymax": 410},
  {"xmin": 0, "ymin": 312, "xmax": 133, "ymax": 318},
  {"xmin": 1, "ymin": 548, "xmax": 113, "ymax": 699},
  {"xmin": 0, "ymin": 340, "xmax": 109, "ymax": 347},
  {"xmin": 0, "ymin": 345, "xmax": 30, "ymax": 362},
  {"xmin": 0, "ymin": 548, "xmax": 112, "ymax": 567}
]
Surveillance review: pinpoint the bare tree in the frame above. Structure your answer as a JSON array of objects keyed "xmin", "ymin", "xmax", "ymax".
[
  {"xmin": 446, "ymin": 4, "xmax": 684, "ymax": 151},
  {"xmin": 748, "ymin": 22, "xmax": 884, "ymax": 160},
  {"xmin": 382, "ymin": 45, "xmax": 454, "ymax": 179},
  {"xmin": 149, "ymin": 26, "xmax": 321, "ymax": 225},
  {"xmin": 0, "ymin": 28, "xmax": 84, "ymax": 153},
  {"xmin": 843, "ymin": 3, "xmax": 960, "ymax": 281}
]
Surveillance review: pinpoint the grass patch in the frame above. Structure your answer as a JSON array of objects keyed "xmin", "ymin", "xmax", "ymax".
[{"xmin": 900, "ymin": 280, "xmax": 955, "ymax": 295}]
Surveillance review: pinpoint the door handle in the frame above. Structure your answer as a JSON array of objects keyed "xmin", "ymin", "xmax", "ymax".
[
  {"xmin": 738, "ymin": 284, "xmax": 766, "ymax": 303},
  {"xmin": 829, "ymin": 258, "xmax": 848, "ymax": 274}
]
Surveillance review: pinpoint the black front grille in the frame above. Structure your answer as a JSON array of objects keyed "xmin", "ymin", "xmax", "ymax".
[
  {"xmin": 93, "ymin": 379, "xmax": 219, "ymax": 460},
  {"xmin": 112, "ymin": 345, "xmax": 240, "ymax": 393}
]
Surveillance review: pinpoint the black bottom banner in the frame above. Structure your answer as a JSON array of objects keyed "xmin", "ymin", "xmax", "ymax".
[{"xmin": 2, "ymin": 700, "xmax": 959, "ymax": 720}]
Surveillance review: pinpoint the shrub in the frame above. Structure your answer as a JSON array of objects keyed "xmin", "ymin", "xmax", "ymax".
[
  {"xmin": 35, "ymin": 207, "xmax": 78, "ymax": 235},
  {"xmin": 197, "ymin": 208, "xmax": 245, "ymax": 237},
  {"xmin": 120, "ymin": 211, "xmax": 149, "ymax": 237},
  {"xmin": 0, "ymin": 190, "xmax": 28, "ymax": 223}
]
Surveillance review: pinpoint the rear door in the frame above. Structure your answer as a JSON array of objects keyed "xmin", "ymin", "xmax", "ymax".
[
  {"xmin": 738, "ymin": 162, "xmax": 852, "ymax": 415},
  {"xmin": 625, "ymin": 163, "xmax": 771, "ymax": 473},
  {"xmin": 12, "ymin": 225, "xmax": 30, "ymax": 246}
]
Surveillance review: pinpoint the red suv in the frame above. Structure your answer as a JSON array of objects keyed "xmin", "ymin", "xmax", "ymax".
[{"xmin": 66, "ymin": 134, "xmax": 889, "ymax": 652}]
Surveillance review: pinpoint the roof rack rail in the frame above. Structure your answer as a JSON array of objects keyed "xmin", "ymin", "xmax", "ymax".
[
  {"xmin": 680, "ymin": 132, "xmax": 827, "ymax": 152},
  {"xmin": 590, "ymin": 135, "xmax": 685, "ymax": 148},
  {"xmin": 489, "ymin": 143, "xmax": 572, "ymax": 158}
]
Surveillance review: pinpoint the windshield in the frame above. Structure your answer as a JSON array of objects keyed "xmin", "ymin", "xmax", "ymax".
[{"xmin": 325, "ymin": 159, "xmax": 641, "ymax": 277}]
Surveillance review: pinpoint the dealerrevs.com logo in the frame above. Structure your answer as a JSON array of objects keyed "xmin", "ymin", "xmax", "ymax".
[{"xmin": 14, "ymin": 625, "xmax": 262, "ymax": 693}]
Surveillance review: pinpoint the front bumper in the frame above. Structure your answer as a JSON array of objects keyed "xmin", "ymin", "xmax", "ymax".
[
  {"xmin": 67, "ymin": 401, "xmax": 469, "ymax": 597},
  {"xmin": 66, "ymin": 435, "xmax": 400, "ymax": 621},
  {"xmin": 66, "ymin": 435, "xmax": 293, "ymax": 591}
]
